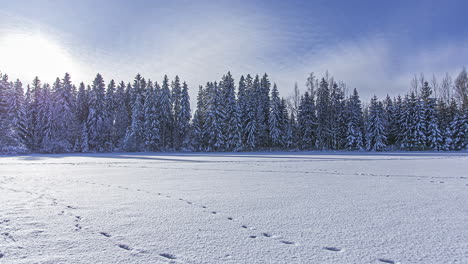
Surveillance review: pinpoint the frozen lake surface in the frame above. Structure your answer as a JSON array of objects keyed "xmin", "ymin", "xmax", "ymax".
[{"xmin": 0, "ymin": 152, "xmax": 467, "ymax": 263}]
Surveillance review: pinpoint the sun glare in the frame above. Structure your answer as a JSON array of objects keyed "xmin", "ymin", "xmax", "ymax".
[{"xmin": 0, "ymin": 32, "xmax": 77, "ymax": 82}]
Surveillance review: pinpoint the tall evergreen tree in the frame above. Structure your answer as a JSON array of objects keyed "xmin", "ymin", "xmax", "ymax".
[
  {"xmin": 297, "ymin": 92, "xmax": 316, "ymax": 149},
  {"xmin": 172, "ymin": 76, "xmax": 183, "ymax": 149},
  {"xmin": 86, "ymin": 73, "xmax": 106, "ymax": 151},
  {"xmin": 366, "ymin": 96, "xmax": 387, "ymax": 151},
  {"xmin": 221, "ymin": 72, "xmax": 242, "ymax": 151},
  {"xmin": 144, "ymin": 80, "xmax": 160, "ymax": 151},
  {"xmin": 159, "ymin": 75, "xmax": 173, "ymax": 149},
  {"xmin": 123, "ymin": 94, "xmax": 144, "ymax": 151},
  {"xmin": 178, "ymin": 82, "xmax": 192, "ymax": 150},
  {"xmin": 316, "ymin": 78, "xmax": 331, "ymax": 149},
  {"xmin": 193, "ymin": 85, "xmax": 207, "ymax": 151},
  {"xmin": 114, "ymin": 81, "xmax": 130, "ymax": 149},
  {"xmin": 345, "ymin": 89, "xmax": 364, "ymax": 150},
  {"xmin": 269, "ymin": 83, "xmax": 283, "ymax": 147}
]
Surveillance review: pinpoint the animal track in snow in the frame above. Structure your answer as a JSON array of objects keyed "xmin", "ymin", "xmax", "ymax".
[
  {"xmin": 1, "ymin": 232, "xmax": 16, "ymax": 242},
  {"xmin": 0, "ymin": 252, "xmax": 3, "ymax": 258},
  {"xmin": 118, "ymin": 244, "xmax": 132, "ymax": 250},
  {"xmin": 227, "ymin": 217, "xmax": 233, "ymax": 220},
  {"xmin": 249, "ymin": 235, "xmax": 257, "ymax": 238},
  {"xmin": 100, "ymin": 232, "xmax": 111, "ymax": 237},
  {"xmin": 280, "ymin": 240, "xmax": 295, "ymax": 245},
  {"xmin": 378, "ymin": 258, "xmax": 396, "ymax": 264},
  {"xmin": 211, "ymin": 211, "xmax": 217, "ymax": 214},
  {"xmin": 323, "ymin": 247, "xmax": 342, "ymax": 252},
  {"xmin": 262, "ymin": 232, "xmax": 272, "ymax": 238},
  {"xmin": 241, "ymin": 225, "xmax": 248, "ymax": 229},
  {"xmin": 159, "ymin": 253, "xmax": 177, "ymax": 260}
]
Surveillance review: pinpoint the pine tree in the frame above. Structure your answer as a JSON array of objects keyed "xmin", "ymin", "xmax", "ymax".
[
  {"xmin": 329, "ymin": 82, "xmax": 346, "ymax": 150},
  {"xmin": 420, "ymin": 82, "xmax": 443, "ymax": 150},
  {"xmin": 345, "ymin": 89, "xmax": 364, "ymax": 150},
  {"xmin": 400, "ymin": 92, "xmax": 425, "ymax": 150},
  {"xmin": 178, "ymin": 82, "xmax": 192, "ymax": 150},
  {"xmin": 144, "ymin": 81, "xmax": 160, "ymax": 151},
  {"xmin": 366, "ymin": 96, "xmax": 387, "ymax": 151},
  {"xmin": 383, "ymin": 95, "xmax": 397, "ymax": 147},
  {"xmin": 24, "ymin": 77, "xmax": 43, "ymax": 151},
  {"xmin": 123, "ymin": 94, "xmax": 144, "ymax": 152},
  {"xmin": 221, "ymin": 72, "xmax": 242, "ymax": 151},
  {"xmin": 193, "ymin": 85, "xmax": 207, "ymax": 151},
  {"xmin": 86, "ymin": 73, "xmax": 106, "ymax": 151},
  {"xmin": 102, "ymin": 79, "xmax": 116, "ymax": 151},
  {"xmin": 205, "ymin": 82, "xmax": 225, "ymax": 151},
  {"xmin": 237, "ymin": 75, "xmax": 249, "ymax": 146},
  {"xmin": 244, "ymin": 76, "xmax": 257, "ymax": 150},
  {"xmin": 257, "ymin": 74, "xmax": 271, "ymax": 147},
  {"xmin": 449, "ymin": 111, "xmax": 467, "ymax": 150},
  {"xmin": 38, "ymin": 84, "xmax": 55, "ymax": 152},
  {"xmin": 59, "ymin": 73, "xmax": 78, "ymax": 148},
  {"xmin": 269, "ymin": 83, "xmax": 283, "ymax": 147},
  {"xmin": 159, "ymin": 75, "xmax": 173, "ymax": 149},
  {"xmin": 114, "ymin": 81, "xmax": 130, "ymax": 149},
  {"xmin": 7, "ymin": 79, "xmax": 27, "ymax": 144},
  {"xmin": 297, "ymin": 92, "xmax": 316, "ymax": 149},
  {"xmin": 0, "ymin": 74, "xmax": 27, "ymax": 153},
  {"xmin": 316, "ymin": 78, "xmax": 331, "ymax": 149},
  {"xmin": 172, "ymin": 76, "xmax": 182, "ymax": 149}
]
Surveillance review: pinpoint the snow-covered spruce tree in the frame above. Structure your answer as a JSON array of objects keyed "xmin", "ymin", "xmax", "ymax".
[
  {"xmin": 192, "ymin": 85, "xmax": 207, "ymax": 151},
  {"xmin": 269, "ymin": 83, "xmax": 283, "ymax": 147},
  {"xmin": 178, "ymin": 82, "xmax": 192, "ymax": 150},
  {"xmin": 171, "ymin": 76, "xmax": 182, "ymax": 150},
  {"xmin": 257, "ymin": 74, "xmax": 271, "ymax": 147},
  {"xmin": 74, "ymin": 82, "xmax": 88, "ymax": 152},
  {"xmin": 237, "ymin": 75, "xmax": 249, "ymax": 146},
  {"xmin": 113, "ymin": 81, "xmax": 130, "ymax": 149},
  {"xmin": 329, "ymin": 82, "xmax": 346, "ymax": 150},
  {"xmin": 24, "ymin": 76, "xmax": 43, "ymax": 151},
  {"xmin": 101, "ymin": 79, "xmax": 116, "ymax": 151},
  {"xmin": 315, "ymin": 78, "xmax": 331, "ymax": 149},
  {"xmin": 392, "ymin": 95, "xmax": 404, "ymax": 147},
  {"xmin": 144, "ymin": 81, "xmax": 160, "ymax": 151},
  {"xmin": 220, "ymin": 72, "xmax": 241, "ymax": 151},
  {"xmin": 383, "ymin": 95, "xmax": 397, "ymax": 147},
  {"xmin": 400, "ymin": 92, "xmax": 425, "ymax": 150},
  {"xmin": 297, "ymin": 92, "xmax": 316, "ymax": 149},
  {"xmin": 123, "ymin": 94, "xmax": 144, "ymax": 152},
  {"xmin": 0, "ymin": 74, "xmax": 27, "ymax": 153},
  {"xmin": 7, "ymin": 79, "xmax": 27, "ymax": 145},
  {"xmin": 159, "ymin": 75, "xmax": 173, "ymax": 150},
  {"xmin": 86, "ymin": 73, "xmax": 107, "ymax": 152},
  {"xmin": 60, "ymin": 73, "xmax": 79, "ymax": 148},
  {"xmin": 244, "ymin": 76, "xmax": 257, "ymax": 150},
  {"xmin": 366, "ymin": 96, "xmax": 387, "ymax": 151},
  {"xmin": 345, "ymin": 88, "xmax": 364, "ymax": 150},
  {"xmin": 204, "ymin": 82, "xmax": 225, "ymax": 151},
  {"xmin": 420, "ymin": 82, "xmax": 443, "ymax": 150},
  {"xmin": 41, "ymin": 77, "xmax": 71, "ymax": 153},
  {"xmin": 285, "ymin": 111, "xmax": 296, "ymax": 149},
  {"xmin": 38, "ymin": 83, "xmax": 56, "ymax": 153},
  {"xmin": 448, "ymin": 110, "xmax": 467, "ymax": 150},
  {"xmin": 279, "ymin": 98, "xmax": 289, "ymax": 143},
  {"xmin": 131, "ymin": 74, "xmax": 145, "ymax": 107}
]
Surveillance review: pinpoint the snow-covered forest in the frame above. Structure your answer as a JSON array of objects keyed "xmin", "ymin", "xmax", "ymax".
[{"xmin": 0, "ymin": 69, "xmax": 466, "ymax": 154}]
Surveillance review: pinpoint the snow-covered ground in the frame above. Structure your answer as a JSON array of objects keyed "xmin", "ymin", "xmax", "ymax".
[{"xmin": 0, "ymin": 152, "xmax": 467, "ymax": 264}]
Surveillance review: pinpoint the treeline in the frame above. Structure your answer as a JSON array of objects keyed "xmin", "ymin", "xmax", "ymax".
[{"xmin": 0, "ymin": 69, "xmax": 466, "ymax": 154}]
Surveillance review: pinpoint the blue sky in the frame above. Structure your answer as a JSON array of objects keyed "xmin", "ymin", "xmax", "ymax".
[{"xmin": 0, "ymin": 0, "xmax": 467, "ymax": 100}]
